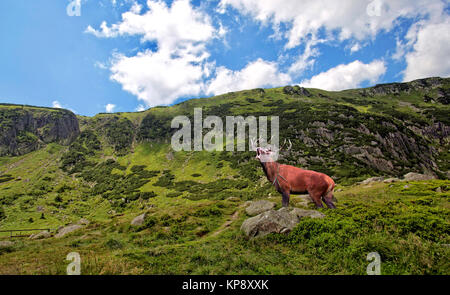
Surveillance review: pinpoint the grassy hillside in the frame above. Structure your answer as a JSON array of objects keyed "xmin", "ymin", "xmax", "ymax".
[{"xmin": 0, "ymin": 78, "xmax": 449, "ymax": 274}]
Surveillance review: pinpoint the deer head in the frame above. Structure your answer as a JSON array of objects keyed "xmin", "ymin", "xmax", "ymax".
[{"xmin": 251, "ymin": 138, "xmax": 291, "ymax": 163}]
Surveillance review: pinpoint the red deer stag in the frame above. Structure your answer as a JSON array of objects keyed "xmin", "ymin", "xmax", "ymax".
[{"xmin": 252, "ymin": 139, "xmax": 336, "ymax": 209}]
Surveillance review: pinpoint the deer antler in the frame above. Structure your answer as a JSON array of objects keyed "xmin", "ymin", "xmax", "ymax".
[
  {"xmin": 250, "ymin": 137, "xmax": 260, "ymax": 150},
  {"xmin": 279, "ymin": 139, "xmax": 292, "ymax": 151}
]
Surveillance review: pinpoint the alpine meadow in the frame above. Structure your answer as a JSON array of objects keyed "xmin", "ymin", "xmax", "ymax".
[{"xmin": 0, "ymin": 78, "xmax": 449, "ymax": 275}]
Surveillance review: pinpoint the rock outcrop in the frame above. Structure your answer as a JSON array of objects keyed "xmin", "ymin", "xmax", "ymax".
[
  {"xmin": 241, "ymin": 207, "xmax": 325, "ymax": 238},
  {"xmin": 245, "ymin": 200, "xmax": 276, "ymax": 216},
  {"xmin": 55, "ymin": 224, "xmax": 83, "ymax": 238},
  {"xmin": 362, "ymin": 77, "xmax": 445, "ymax": 97},
  {"xmin": 29, "ymin": 230, "xmax": 51, "ymax": 240},
  {"xmin": 283, "ymin": 85, "xmax": 312, "ymax": 97},
  {"xmin": 0, "ymin": 105, "xmax": 79, "ymax": 156},
  {"xmin": 402, "ymin": 172, "xmax": 437, "ymax": 181},
  {"xmin": 131, "ymin": 213, "xmax": 146, "ymax": 226}
]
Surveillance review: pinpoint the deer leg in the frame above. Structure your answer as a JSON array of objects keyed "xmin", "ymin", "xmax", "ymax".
[
  {"xmin": 309, "ymin": 192, "xmax": 324, "ymax": 208},
  {"xmin": 322, "ymin": 191, "xmax": 337, "ymax": 209},
  {"xmin": 322, "ymin": 196, "xmax": 336, "ymax": 209},
  {"xmin": 281, "ymin": 191, "xmax": 290, "ymax": 207}
]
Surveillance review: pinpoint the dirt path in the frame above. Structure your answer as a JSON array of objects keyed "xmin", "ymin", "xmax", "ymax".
[{"xmin": 210, "ymin": 210, "xmax": 240, "ymax": 237}]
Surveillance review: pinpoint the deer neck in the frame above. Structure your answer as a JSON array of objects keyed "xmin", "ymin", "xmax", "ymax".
[{"xmin": 260, "ymin": 161, "xmax": 279, "ymax": 183}]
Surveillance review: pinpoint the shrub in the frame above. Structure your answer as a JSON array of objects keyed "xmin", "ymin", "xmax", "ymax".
[
  {"xmin": 105, "ymin": 238, "xmax": 123, "ymax": 250},
  {"xmin": 194, "ymin": 206, "xmax": 222, "ymax": 217},
  {"xmin": 166, "ymin": 192, "xmax": 182, "ymax": 198}
]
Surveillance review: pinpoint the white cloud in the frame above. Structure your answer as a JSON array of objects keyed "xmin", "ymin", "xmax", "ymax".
[
  {"xmin": 207, "ymin": 58, "xmax": 291, "ymax": 95},
  {"xmin": 87, "ymin": 0, "xmax": 217, "ymax": 106},
  {"xmin": 105, "ymin": 103, "xmax": 116, "ymax": 113},
  {"xmin": 288, "ymin": 39, "xmax": 321, "ymax": 75},
  {"xmin": 219, "ymin": 0, "xmax": 446, "ymax": 49},
  {"xmin": 110, "ymin": 47, "xmax": 208, "ymax": 106},
  {"xmin": 349, "ymin": 43, "xmax": 362, "ymax": 54},
  {"xmin": 51, "ymin": 100, "xmax": 76, "ymax": 113},
  {"xmin": 402, "ymin": 18, "xmax": 450, "ymax": 81},
  {"xmin": 135, "ymin": 104, "xmax": 146, "ymax": 112},
  {"xmin": 300, "ymin": 60, "xmax": 386, "ymax": 91},
  {"xmin": 52, "ymin": 100, "xmax": 62, "ymax": 108},
  {"xmin": 86, "ymin": 0, "xmax": 215, "ymax": 52}
]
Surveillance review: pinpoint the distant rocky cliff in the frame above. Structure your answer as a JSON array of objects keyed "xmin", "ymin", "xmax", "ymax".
[
  {"xmin": 0, "ymin": 105, "xmax": 79, "ymax": 156},
  {"xmin": 1, "ymin": 77, "xmax": 449, "ymax": 182}
]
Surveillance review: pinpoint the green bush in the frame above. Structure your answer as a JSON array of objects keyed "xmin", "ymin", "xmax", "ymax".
[
  {"xmin": 105, "ymin": 238, "xmax": 123, "ymax": 250},
  {"xmin": 194, "ymin": 206, "xmax": 222, "ymax": 217}
]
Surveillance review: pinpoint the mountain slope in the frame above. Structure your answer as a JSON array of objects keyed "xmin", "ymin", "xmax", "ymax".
[{"xmin": 0, "ymin": 77, "xmax": 449, "ymax": 274}]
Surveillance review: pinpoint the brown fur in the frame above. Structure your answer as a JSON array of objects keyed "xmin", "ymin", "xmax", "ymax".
[{"xmin": 260, "ymin": 161, "xmax": 336, "ymax": 208}]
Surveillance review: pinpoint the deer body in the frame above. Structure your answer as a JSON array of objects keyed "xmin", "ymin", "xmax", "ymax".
[{"xmin": 256, "ymin": 145, "xmax": 336, "ymax": 208}]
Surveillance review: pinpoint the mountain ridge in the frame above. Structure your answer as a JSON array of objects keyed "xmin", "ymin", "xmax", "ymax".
[
  {"xmin": 0, "ymin": 77, "xmax": 449, "ymax": 274},
  {"xmin": 1, "ymin": 76, "xmax": 449, "ymax": 181}
]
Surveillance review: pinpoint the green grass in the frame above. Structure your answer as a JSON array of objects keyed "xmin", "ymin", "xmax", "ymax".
[
  {"xmin": 0, "ymin": 78, "xmax": 449, "ymax": 274},
  {"xmin": 0, "ymin": 143, "xmax": 448, "ymax": 274}
]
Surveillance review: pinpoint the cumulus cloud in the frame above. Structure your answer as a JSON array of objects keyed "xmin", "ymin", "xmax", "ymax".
[
  {"xmin": 110, "ymin": 48, "xmax": 208, "ymax": 106},
  {"xmin": 86, "ymin": 0, "xmax": 214, "ymax": 51},
  {"xmin": 105, "ymin": 103, "xmax": 116, "ymax": 113},
  {"xmin": 300, "ymin": 60, "xmax": 386, "ymax": 91},
  {"xmin": 219, "ymin": 0, "xmax": 445, "ymax": 48},
  {"xmin": 135, "ymin": 104, "xmax": 146, "ymax": 112},
  {"xmin": 219, "ymin": 0, "xmax": 446, "ymax": 79},
  {"xmin": 288, "ymin": 40, "xmax": 321, "ymax": 75},
  {"xmin": 87, "ymin": 0, "xmax": 217, "ymax": 106},
  {"xmin": 402, "ymin": 19, "xmax": 450, "ymax": 81},
  {"xmin": 206, "ymin": 58, "xmax": 291, "ymax": 95},
  {"xmin": 52, "ymin": 100, "xmax": 62, "ymax": 108}
]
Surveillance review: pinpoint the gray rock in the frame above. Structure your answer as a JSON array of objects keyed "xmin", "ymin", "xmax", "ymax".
[
  {"xmin": 289, "ymin": 208, "xmax": 325, "ymax": 219},
  {"xmin": 55, "ymin": 224, "xmax": 82, "ymax": 238},
  {"xmin": 402, "ymin": 172, "xmax": 436, "ymax": 181},
  {"xmin": 383, "ymin": 178, "xmax": 400, "ymax": 183},
  {"xmin": 29, "ymin": 230, "xmax": 51, "ymax": 240},
  {"xmin": 131, "ymin": 213, "xmax": 146, "ymax": 226},
  {"xmin": 241, "ymin": 208, "xmax": 324, "ymax": 238},
  {"xmin": 36, "ymin": 206, "xmax": 44, "ymax": 212},
  {"xmin": 245, "ymin": 200, "xmax": 276, "ymax": 216},
  {"xmin": 360, "ymin": 176, "xmax": 384, "ymax": 185},
  {"xmin": 0, "ymin": 107, "xmax": 79, "ymax": 156},
  {"xmin": 0, "ymin": 241, "xmax": 14, "ymax": 247}
]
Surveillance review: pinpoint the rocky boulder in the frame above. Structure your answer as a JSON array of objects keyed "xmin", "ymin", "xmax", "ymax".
[
  {"xmin": 360, "ymin": 176, "xmax": 384, "ymax": 185},
  {"xmin": 245, "ymin": 200, "xmax": 276, "ymax": 216},
  {"xmin": 55, "ymin": 224, "xmax": 82, "ymax": 238},
  {"xmin": 241, "ymin": 207, "xmax": 325, "ymax": 238},
  {"xmin": 383, "ymin": 178, "xmax": 400, "ymax": 183},
  {"xmin": 402, "ymin": 172, "xmax": 437, "ymax": 181},
  {"xmin": 283, "ymin": 85, "xmax": 311, "ymax": 97},
  {"xmin": 29, "ymin": 230, "xmax": 51, "ymax": 240},
  {"xmin": 0, "ymin": 240, "xmax": 14, "ymax": 247},
  {"xmin": 131, "ymin": 213, "xmax": 146, "ymax": 226}
]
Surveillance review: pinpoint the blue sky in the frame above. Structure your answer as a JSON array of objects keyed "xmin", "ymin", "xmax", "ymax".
[{"xmin": 0, "ymin": 0, "xmax": 449, "ymax": 116}]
